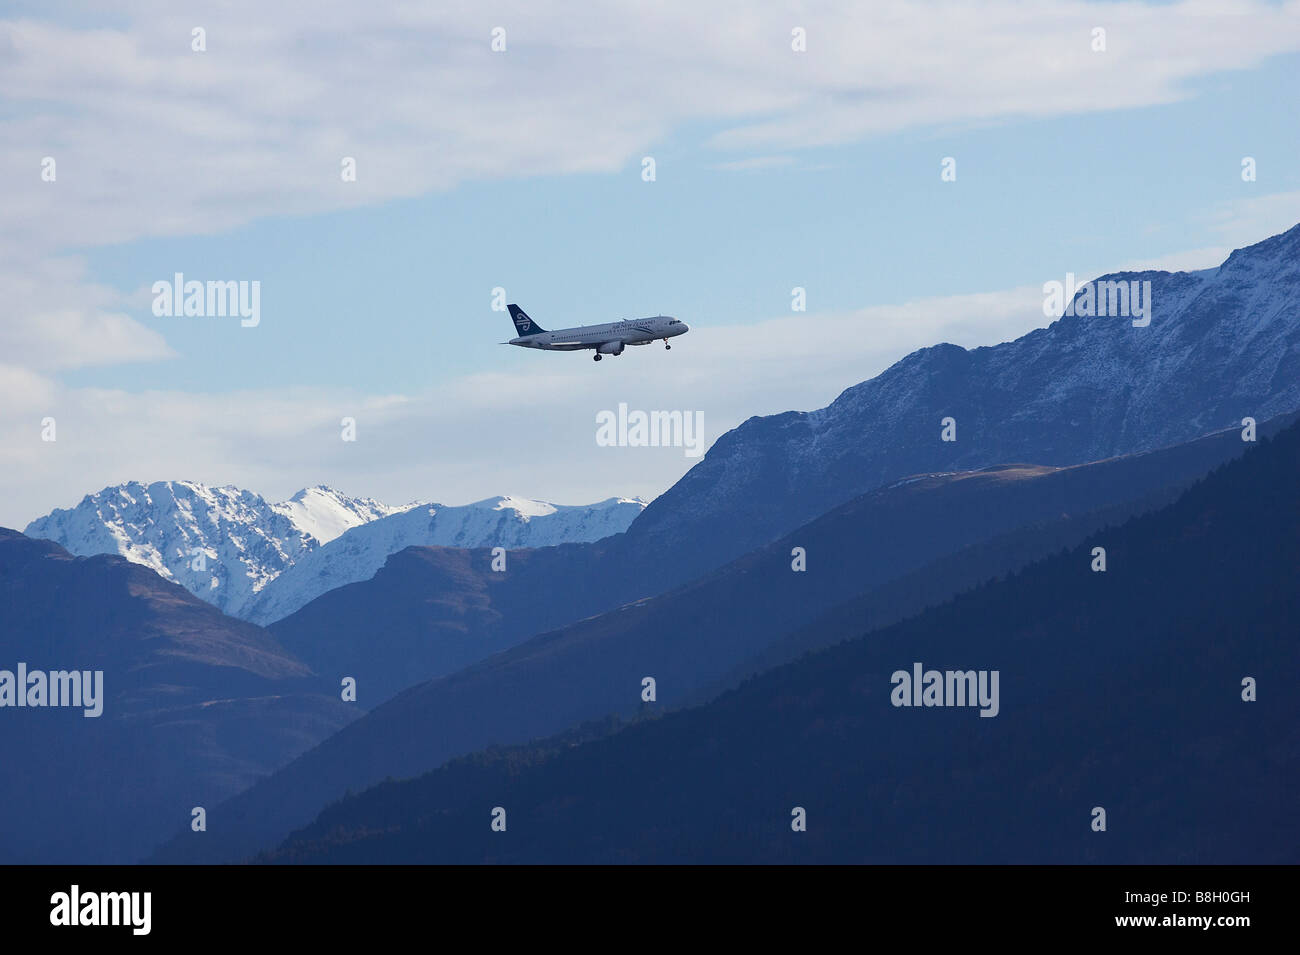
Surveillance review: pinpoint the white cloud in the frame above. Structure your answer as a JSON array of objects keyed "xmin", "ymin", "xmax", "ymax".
[
  {"xmin": 3, "ymin": 1, "xmax": 1299, "ymax": 254},
  {"xmin": 1200, "ymin": 189, "xmax": 1300, "ymax": 248},
  {"xmin": 1121, "ymin": 190, "xmax": 1300, "ymax": 272},
  {"xmin": 706, "ymin": 0, "xmax": 1300, "ymax": 149},
  {"xmin": 0, "ymin": 252, "xmax": 175, "ymax": 369},
  {"xmin": 3, "ymin": 1, "xmax": 1299, "ymax": 525},
  {"xmin": 1121, "ymin": 247, "xmax": 1233, "ymax": 273}
]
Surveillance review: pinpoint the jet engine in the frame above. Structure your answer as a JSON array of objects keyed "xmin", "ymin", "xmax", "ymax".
[{"xmin": 597, "ymin": 341, "xmax": 625, "ymax": 356}]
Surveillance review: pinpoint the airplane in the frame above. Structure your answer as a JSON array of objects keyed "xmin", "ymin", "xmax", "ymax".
[{"xmin": 502, "ymin": 304, "xmax": 689, "ymax": 361}]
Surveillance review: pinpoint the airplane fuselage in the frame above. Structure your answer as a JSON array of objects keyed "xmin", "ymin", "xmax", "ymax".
[{"xmin": 508, "ymin": 315, "xmax": 688, "ymax": 351}]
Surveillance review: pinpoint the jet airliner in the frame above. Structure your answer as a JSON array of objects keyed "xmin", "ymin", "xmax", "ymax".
[{"xmin": 503, "ymin": 304, "xmax": 689, "ymax": 361}]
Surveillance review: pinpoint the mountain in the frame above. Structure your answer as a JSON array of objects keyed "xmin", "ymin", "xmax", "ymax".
[
  {"xmin": 23, "ymin": 483, "xmax": 643, "ymax": 625},
  {"xmin": 246, "ymin": 496, "xmax": 646, "ymax": 625},
  {"xmin": 0, "ymin": 529, "xmax": 356, "ymax": 863},
  {"xmin": 273, "ymin": 485, "xmax": 409, "ymax": 546},
  {"xmin": 263, "ymin": 418, "xmax": 1300, "ymax": 864},
  {"xmin": 625, "ymin": 223, "xmax": 1300, "ymax": 581},
  {"xmin": 23, "ymin": 481, "xmax": 409, "ymax": 619},
  {"xmin": 265, "ymin": 411, "xmax": 1296, "ymax": 711},
  {"xmin": 151, "ymin": 224, "xmax": 1300, "ymax": 863},
  {"xmin": 150, "ymin": 412, "xmax": 1295, "ymax": 864}
]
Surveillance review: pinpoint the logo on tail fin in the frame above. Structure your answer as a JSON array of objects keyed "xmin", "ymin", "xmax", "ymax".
[{"xmin": 508, "ymin": 304, "xmax": 545, "ymax": 336}]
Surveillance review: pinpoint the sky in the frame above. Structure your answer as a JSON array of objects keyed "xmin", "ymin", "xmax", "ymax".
[{"xmin": 2, "ymin": 0, "xmax": 1300, "ymax": 527}]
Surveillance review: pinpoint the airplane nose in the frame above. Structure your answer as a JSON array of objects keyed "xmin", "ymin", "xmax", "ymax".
[{"xmin": 679, "ymin": 323, "xmax": 689, "ymax": 333}]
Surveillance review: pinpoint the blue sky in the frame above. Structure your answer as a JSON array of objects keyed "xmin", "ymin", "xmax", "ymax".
[
  {"xmin": 69, "ymin": 52, "xmax": 1300, "ymax": 395},
  {"xmin": 3, "ymin": 1, "xmax": 1300, "ymax": 526}
]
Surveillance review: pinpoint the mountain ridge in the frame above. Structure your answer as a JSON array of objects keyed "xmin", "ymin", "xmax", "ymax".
[
  {"xmin": 24, "ymin": 482, "xmax": 645, "ymax": 623},
  {"xmin": 260, "ymin": 417, "xmax": 1300, "ymax": 864},
  {"xmin": 247, "ymin": 494, "xmax": 646, "ymax": 624},
  {"xmin": 624, "ymin": 223, "xmax": 1300, "ymax": 579},
  {"xmin": 149, "ymin": 410, "xmax": 1296, "ymax": 864}
]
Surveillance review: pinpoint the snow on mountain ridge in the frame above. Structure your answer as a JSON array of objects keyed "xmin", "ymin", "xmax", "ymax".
[
  {"xmin": 245, "ymin": 494, "xmax": 647, "ymax": 625},
  {"xmin": 472, "ymin": 495, "xmax": 557, "ymax": 519},
  {"xmin": 24, "ymin": 482, "xmax": 646, "ymax": 624},
  {"xmin": 24, "ymin": 481, "xmax": 315, "ymax": 618},
  {"xmin": 274, "ymin": 485, "xmax": 415, "ymax": 546}
]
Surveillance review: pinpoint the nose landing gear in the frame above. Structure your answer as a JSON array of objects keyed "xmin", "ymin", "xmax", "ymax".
[
  {"xmin": 663, "ymin": 338, "xmax": 672, "ymax": 350},
  {"xmin": 593, "ymin": 353, "xmax": 602, "ymax": 361}
]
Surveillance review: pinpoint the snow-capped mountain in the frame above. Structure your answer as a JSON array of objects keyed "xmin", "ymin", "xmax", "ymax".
[
  {"xmin": 245, "ymin": 495, "xmax": 647, "ymax": 624},
  {"xmin": 626, "ymin": 221, "xmax": 1300, "ymax": 578},
  {"xmin": 23, "ymin": 481, "xmax": 412, "ymax": 619},
  {"xmin": 275, "ymin": 486, "xmax": 406, "ymax": 546},
  {"xmin": 24, "ymin": 483, "xmax": 646, "ymax": 624}
]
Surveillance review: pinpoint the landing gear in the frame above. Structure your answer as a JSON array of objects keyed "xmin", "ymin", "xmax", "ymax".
[
  {"xmin": 663, "ymin": 339, "xmax": 672, "ymax": 350},
  {"xmin": 593, "ymin": 353, "xmax": 602, "ymax": 361}
]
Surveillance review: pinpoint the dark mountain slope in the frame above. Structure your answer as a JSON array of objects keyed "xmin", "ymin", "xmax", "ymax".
[
  {"xmin": 0, "ymin": 531, "xmax": 356, "ymax": 863},
  {"xmin": 150, "ymin": 412, "xmax": 1293, "ymax": 864},
  {"xmin": 265, "ymin": 419, "xmax": 1300, "ymax": 864},
  {"xmin": 270, "ymin": 540, "xmax": 614, "ymax": 705}
]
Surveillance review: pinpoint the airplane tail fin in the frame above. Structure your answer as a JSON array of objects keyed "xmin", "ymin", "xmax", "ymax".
[{"xmin": 508, "ymin": 304, "xmax": 546, "ymax": 336}]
